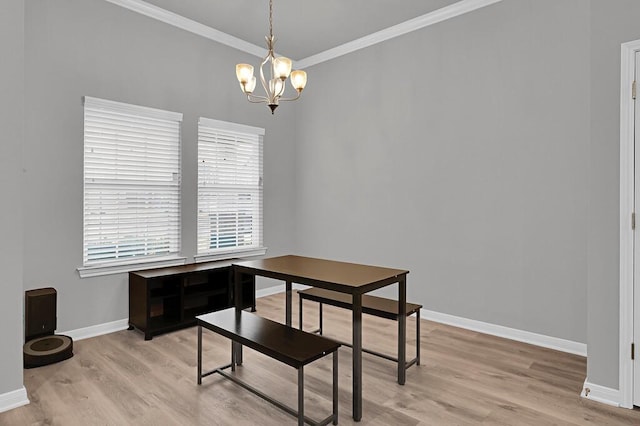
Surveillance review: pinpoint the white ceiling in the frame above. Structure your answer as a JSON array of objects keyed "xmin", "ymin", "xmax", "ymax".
[{"xmin": 139, "ymin": 0, "xmax": 462, "ymax": 60}]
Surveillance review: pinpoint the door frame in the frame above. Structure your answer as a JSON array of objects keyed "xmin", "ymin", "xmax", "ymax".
[{"xmin": 619, "ymin": 39, "xmax": 640, "ymax": 410}]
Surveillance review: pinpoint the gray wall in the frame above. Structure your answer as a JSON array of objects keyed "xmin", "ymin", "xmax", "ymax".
[
  {"xmin": 294, "ymin": 0, "xmax": 590, "ymax": 344},
  {"xmin": 0, "ymin": 0, "xmax": 25, "ymax": 395},
  {"xmin": 23, "ymin": 0, "xmax": 297, "ymax": 332},
  {"xmin": 588, "ymin": 0, "xmax": 640, "ymax": 390},
  {"xmin": 6, "ymin": 0, "xmax": 640, "ymax": 401}
]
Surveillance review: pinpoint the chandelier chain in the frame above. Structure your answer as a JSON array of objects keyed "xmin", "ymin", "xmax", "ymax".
[{"xmin": 269, "ymin": 0, "xmax": 273, "ymax": 39}]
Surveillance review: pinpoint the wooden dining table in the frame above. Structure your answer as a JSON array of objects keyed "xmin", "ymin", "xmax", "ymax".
[{"xmin": 232, "ymin": 255, "xmax": 409, "ymax": 422}]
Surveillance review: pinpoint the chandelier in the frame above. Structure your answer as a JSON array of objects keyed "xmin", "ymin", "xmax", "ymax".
[{"xmin": 235, "ymin": 0, "xmax": 307, "ymax": 114}]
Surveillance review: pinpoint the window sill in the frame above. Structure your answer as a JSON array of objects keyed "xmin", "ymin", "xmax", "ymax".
[
  {"xmin": 77, "ymin": 256, "xmax": 187, "ymax": 278},
  {"xmin": 194, "ymin": 247, "xmax": 267, "ymax": 263}
]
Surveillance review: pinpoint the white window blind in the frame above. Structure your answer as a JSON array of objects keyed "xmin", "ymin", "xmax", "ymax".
[
  {"xmin": 83, "ymin": 96, "xmax": 182, "ymax": 266},
  {"xmin": 197, "ymin": 118, "xmax": 264, "ymax": 258}
]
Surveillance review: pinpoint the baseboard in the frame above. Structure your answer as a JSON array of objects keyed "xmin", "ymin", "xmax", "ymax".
[
  {"xmin": 0, "ymin": 387, "xmax": 29, "ymax": 414},
  {"xmin": 60, "ymin": 318, "xmax": 129, "ymax": 341},
  {"xmin": 582, "ymin": 379, "xmax": 621, "ymax": 407},
  {"xmin": 59, "ymin": 286, "xmax": 302, "ymax": 340},
  {"xmin": 422, "ymin": 309, "xmax": 587, "ymax": 356},
  {"xmin": 60, "ymin": 285, "xmax": 587, "ymax": 359},
  {"xmin": 258, "ymin": 284, "xmax": 587, "ymax": 357}
]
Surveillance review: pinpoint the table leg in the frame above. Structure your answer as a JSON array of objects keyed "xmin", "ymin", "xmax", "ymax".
[
  {"xmin": 333, "ymin": 350, "xmax": 339, "ymax": 425},
  {"xmin": 234, "ymin": 266, "xmax": 243, "ymax": 365},
  {"xmin": 197, "ymin": 325, "xmax": 202, "ymax": 385},
  {"xmin": 298, "ymin": 366, "xmax": 304, "ymax": 426},
  {"xmin": 298, "ymin": 292, "xmax": 303, "ymax": 330},
  {"xmin": 398, "ymin": 275, "xmax": 407, "ymax": 385},
  {"xmin": 353, "ymin": 292, "xmax": 362, "ymax": 421},
  {"xmin": 286, "ymin": 280, "xmax": 292, "ymax": 327},
  {"xmin": 416, "ymin": 310, "xmax": 421, "ymax": 366}
]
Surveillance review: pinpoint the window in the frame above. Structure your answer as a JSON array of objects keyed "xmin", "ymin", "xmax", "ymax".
[
  {"xmin": 196, "ymin": 118, "xmax": 265, "ymax": 261},
  {"xmin": 80, "ymin": 97, "xmax": 183, "ymax": 274}
]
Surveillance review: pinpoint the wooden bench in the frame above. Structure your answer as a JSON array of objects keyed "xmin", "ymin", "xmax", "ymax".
[
  {"xmin": 298, "ymin": 287, "xmax": 421, "ymax": 374},
  {"xmin": 197, "ymin": 308, "xmax": 340, "ymax": 426}
]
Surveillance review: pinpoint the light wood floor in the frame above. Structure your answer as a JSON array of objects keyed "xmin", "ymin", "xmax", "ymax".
[{"xmin": 3, "ymin": 293, "xmax": 640, "ymax": 425}]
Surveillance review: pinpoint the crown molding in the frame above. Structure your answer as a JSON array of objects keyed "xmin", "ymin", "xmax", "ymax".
[
  {"xmin": 296, "ymin": 0, "xmax": 504, "ymax": 69},
  {"xmin": 103, "ymin": 0, "xmax": 267, "ymax": 58},
  {"xmin": 103, "ymin": 0, "xmax": 504, "ymax": 68}
]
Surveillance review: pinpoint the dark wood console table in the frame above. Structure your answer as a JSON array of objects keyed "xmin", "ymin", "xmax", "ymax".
[{"xmin": 129, "ymin": 260, "xmax": 255, "ymax": 340}]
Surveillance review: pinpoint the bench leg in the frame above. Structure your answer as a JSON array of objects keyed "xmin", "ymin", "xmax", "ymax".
[
  {"xmin": 298, "ymin": 367, "xmax": 304, "ymax": 426},
  {"xmin": 197, "ymin": 325, "xmax": 202, "ymax": 385},
  {"xmin": 233, "ymin": 341, "xmax": 243, "ymax": 366},
  {"xmin": 416, "ymin": 310, "xmax": 421, "ymax": 366},
  {"xmin": 319, "ymin": 302, "xmax": 324, "ymax": 335},
  {"xmin": 333, "ymin": 350, "xmax": 339, "ymax": 425},
  {"xmin": 231, "ymin": 340, "xmax": 236, "ymax": 372}
]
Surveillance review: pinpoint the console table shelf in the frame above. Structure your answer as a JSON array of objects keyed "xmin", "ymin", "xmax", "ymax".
[{"xmin": 129, "ymin": 260, "xmax": 255, "ymax": 340}]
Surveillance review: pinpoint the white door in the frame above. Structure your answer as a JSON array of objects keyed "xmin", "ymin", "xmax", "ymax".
[{"xmin": 633, "ymin": 51, "xmax": 640, "ymax": 407}]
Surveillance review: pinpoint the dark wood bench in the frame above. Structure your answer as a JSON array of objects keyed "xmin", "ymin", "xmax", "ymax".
[
  {"xmin": 298, "ymin": 287, "xmax": 421, "ymax": 374},
  {"xmin": 197, "ymin": 308, "xmax": 340, "ymax": 426}
]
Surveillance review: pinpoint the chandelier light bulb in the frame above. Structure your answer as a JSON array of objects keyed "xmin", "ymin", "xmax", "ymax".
[
  {"xmin": 273, "ymin": 57, "xmax": 292, "ymax": 80},
  {"xmin": 269, "ymin": 78, "xmax": 285, "ymax": 97},
  {"xmin": 290, "ymin": 70, "xmax": 307, "ymax": 92},
  {"xmin": 236, "ymin": 64, "xmax": 254, "ymax": 85},
  {"xmin": 245, "ymin": 76, "xmax": 257, "ymax": 94}
]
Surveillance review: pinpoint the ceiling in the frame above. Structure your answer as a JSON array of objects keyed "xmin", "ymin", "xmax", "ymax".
[{"xmin": 140, "ymin": 0, "xmax": 462, "ymax": 60}]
